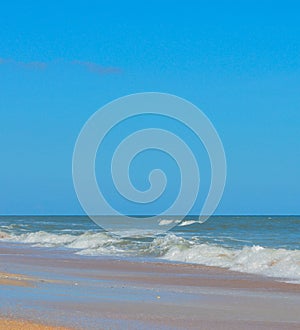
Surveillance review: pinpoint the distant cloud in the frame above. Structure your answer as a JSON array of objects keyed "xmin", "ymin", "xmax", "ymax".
[
  {"xmin": 0, "ymin": 58, "xmax": 47, "ymax": 70},
  {"xmin": 0, "ymin": 57, "xmax": 122, "ymax": 75},
  {"xmin": 71, "ymin": 60, "xmax": 122, "ymax": 75}
]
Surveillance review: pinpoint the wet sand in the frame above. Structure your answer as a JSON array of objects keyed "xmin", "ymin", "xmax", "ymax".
[
  {"xmin": 0, "ymin": 272, "xmax": 35, "ymax": 287},
  {"xmin": 1, "ymin": 241, "xmax": 300, "ymax": 329}
]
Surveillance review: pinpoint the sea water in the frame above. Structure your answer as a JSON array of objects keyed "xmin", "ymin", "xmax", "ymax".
[{"xmin": 0, "ymin": 216, "xmax": 300, "ymax": 283}]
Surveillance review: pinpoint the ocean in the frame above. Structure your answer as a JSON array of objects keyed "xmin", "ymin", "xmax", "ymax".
[{"xmin": 1, "ymin": 215, "xmax": 300, "ymax": 283}]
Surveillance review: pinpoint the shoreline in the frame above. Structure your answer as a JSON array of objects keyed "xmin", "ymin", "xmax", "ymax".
[
  {"xmin": 1, "ymin": 241, "xmax": 299, "ymax": 291},
  {"xmin": 1, "ymin": 242, "xmax": 300, "ymax": 329}
]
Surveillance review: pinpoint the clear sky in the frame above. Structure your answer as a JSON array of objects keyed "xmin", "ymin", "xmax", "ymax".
[{"xmin": 1, "ymin": 1, "xmax": 299, "ymax": 215}]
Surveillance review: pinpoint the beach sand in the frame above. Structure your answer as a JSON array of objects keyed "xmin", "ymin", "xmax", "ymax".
[
  {"xmin": 0, "ymin": 318, "xmax": 72, "ymax": 330},
  {"xmin": 1, "ymin": 241, "xmax": 300, "ymax": 329}
]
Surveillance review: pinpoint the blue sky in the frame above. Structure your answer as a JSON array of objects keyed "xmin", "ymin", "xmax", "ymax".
[{"xmin": 1, "ymin": 1, "xmax": 299, "ymax": 215}]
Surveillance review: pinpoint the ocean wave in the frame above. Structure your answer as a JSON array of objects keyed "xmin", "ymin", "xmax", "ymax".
[
  {"xmin": 1, "ymin": 231, "xmax": 300, "ymax": 283},
  {"xmin": 158, "ymin": 219, "xmax": 180, "ymax": 226},
  {"xmin": 3, "ymin": 231, "xmax": 124, "ymax": 252},
  {"xmin": 152, "ymin": 234, "xmax": 300, "ymax": 283},
  {"xmin": 178, "ymin": 220, "xmax": 197, "ymax": 226},
  {"xmin": 0, "ymin": 231, "xmax": 10, "ymax": 239}
]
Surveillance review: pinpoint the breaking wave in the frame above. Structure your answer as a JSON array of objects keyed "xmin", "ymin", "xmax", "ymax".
[{"xmin": 1, "ymin": 231, "xmax": 300, "ymax": 283}]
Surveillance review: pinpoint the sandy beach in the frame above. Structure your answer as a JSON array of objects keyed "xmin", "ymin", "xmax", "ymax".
[
  {"xmin": 0, "ymin": 241, "xmax": 300, "ymax": 330},
  {"xmin": 0, "ymin": 318, "xmax": 72, "ymax": 330}
]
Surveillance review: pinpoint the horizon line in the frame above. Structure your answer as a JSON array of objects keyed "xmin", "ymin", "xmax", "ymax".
[{"xmin": 1, "ymin": 214, "xmax": 299, "ymax": 217}]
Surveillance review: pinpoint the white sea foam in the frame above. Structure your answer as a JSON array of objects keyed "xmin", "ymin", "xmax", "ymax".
[
  {"xmin": 178, "ymin": 220, "xmax": 197, "ymax": 226},
  {"xmin": 158, "ymin": 219, "xmax": 180, "ymax": 226},
  {"xmin": 1, "ymin": 231, "xmax": 300, "ymax": 283},
  {"xmin": 153, "ymin": 234, "xmax": 300, "ymax": 283}
]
